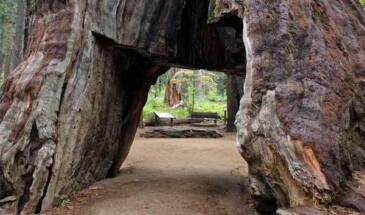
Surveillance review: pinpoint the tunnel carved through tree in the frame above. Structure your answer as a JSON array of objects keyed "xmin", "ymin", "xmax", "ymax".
[{"xmin": 0, "ymin": 0, "xmax": 364, "ymax": 214}]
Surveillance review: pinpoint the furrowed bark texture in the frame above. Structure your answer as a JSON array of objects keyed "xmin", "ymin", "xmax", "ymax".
[
  {"xmin": 215, "ymin": 0, "xmax": 365, "ymax": 212},
  {"xmin": 0, "ymin": 0, "xmax": 244, "ymax": 214},
  {"xmin": 1, "ymin": 0, "xmax": 364, "ymax": 214}
]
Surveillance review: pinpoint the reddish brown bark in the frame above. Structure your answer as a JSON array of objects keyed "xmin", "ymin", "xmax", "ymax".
[
  {"xmin": 164, "ymin": 80, "xmax": 182, "ymax": 107},
  {"xmin": 0, "ymin": 1, "xmax": 244, "ymax": 214},
  {"xmin": 215, "ymin": 0, "xmax": 365, "ymax": 213},
  {"xmin": 0, "ymin": 0, "xmax": 364, "ymax": 214}
]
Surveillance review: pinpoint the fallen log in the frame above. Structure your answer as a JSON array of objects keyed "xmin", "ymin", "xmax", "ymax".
[
  {"xmin": 140, "ymin": 127, "xmax": 224, "ymax": 138},
  {"xmin": 144, "ymin": 118, "xmax": 205, "ymax": 126}
]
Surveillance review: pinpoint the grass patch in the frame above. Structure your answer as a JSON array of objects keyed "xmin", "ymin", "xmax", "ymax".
[{"xmin": 143, "ymin": 97, "xmax": 226, "ymax": 121}]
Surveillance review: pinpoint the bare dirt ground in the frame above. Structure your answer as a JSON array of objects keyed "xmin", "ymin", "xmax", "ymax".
[{"xmin": 43, "ymin": 129, "xmax": 258, "ymax": 215}]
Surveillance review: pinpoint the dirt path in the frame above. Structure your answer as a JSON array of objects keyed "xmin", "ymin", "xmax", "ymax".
[{"xmin": 44, "ymin": 130, "xmax": 257, "ymax": 215}]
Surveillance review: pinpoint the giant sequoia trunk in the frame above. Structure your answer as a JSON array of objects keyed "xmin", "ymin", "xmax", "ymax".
[
  {"xmin": 0, "ymin": 0, "xmax": 244, "ymax": 214},
  {"xmin": 216, "ymin": 0, "xmax": 365, "ymax": 213},
  {"xmin": 0, "ymin": 0, "xmax": 364, "ymax": 214}
]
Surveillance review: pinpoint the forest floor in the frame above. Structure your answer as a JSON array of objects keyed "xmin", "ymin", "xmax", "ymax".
[{"xmin": 42, "ymin": 129, "xmax": 258, "ymax": 215}]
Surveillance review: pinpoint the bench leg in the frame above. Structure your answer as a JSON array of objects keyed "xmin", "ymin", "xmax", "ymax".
[{"xmin": 155, "ymin": 115, "xmax": 158, "ymax": 126}]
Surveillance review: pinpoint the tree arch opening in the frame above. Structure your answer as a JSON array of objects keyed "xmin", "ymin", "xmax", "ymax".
[{"xmin": 0, "ymin": 0, "xmax": 365, "ymax": 214}]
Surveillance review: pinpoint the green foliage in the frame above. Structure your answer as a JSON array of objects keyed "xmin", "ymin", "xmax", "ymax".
[
  {"xmin": 143, "ymin": 97, "xmax": 190, "ymax": 120},
  {"xmin": 143, "ymin": 69, "xmax": 227, "ymax": 121},
  {"xmin": 0, "ymin": 0, "xmax": 17, "ymax": 23},
  {"xmin": 0, "ymin": 0, "xmax": 17, "ymax": 40},
  {"xmin": 193, "ymin": 100, "xmax": 226, "ymax": 117},
  {"xmin": 60, "ymin": 196, "xmax": 72, "ymax": 206},
  {"xmin": 0, "ymin": 0, "xmax": 17, "ymax": 83},
  {"xmin": 360, "ymin": 0, "xmax": 365, "ymax": 5}
]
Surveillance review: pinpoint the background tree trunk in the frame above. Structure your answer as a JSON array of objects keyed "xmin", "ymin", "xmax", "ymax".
[
  {"xmin": 226, "ymin": 74, "xmax": 244, "ymax": 132},
  {"xmin": 9, "ymin": 0, "xmax": 26, "ymax": 72},
  {"xmin": 0, "ymin": 11, "xmax": 4, "ymax": 80},
  {"xmin": 2, "ymin": 32, "xmax": 13, "ymax": 79},
  {"xmin": 0, "ymin": 53, "xmax": 3, "ymax": 79}
]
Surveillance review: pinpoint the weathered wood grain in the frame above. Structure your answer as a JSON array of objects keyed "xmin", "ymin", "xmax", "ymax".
[
  {"xmin": 0, "ymin": 0, "xmax": 364, "ymax": 214},
  {"xmin": 0, "ymin": 1, "xmax": 245, "ymax": 214},
  {"xmin": 215, "ymin": 0, "xmax": 365, "ymax": 213}
]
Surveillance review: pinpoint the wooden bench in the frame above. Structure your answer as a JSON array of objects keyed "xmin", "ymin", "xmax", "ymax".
[
  {"xmin": 190, "ymin": 112, "xmax": 220, "ymax": 125},
  {"xmin": 154, "ymin": 112, "xmax": 176, "ymax": 127}
]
